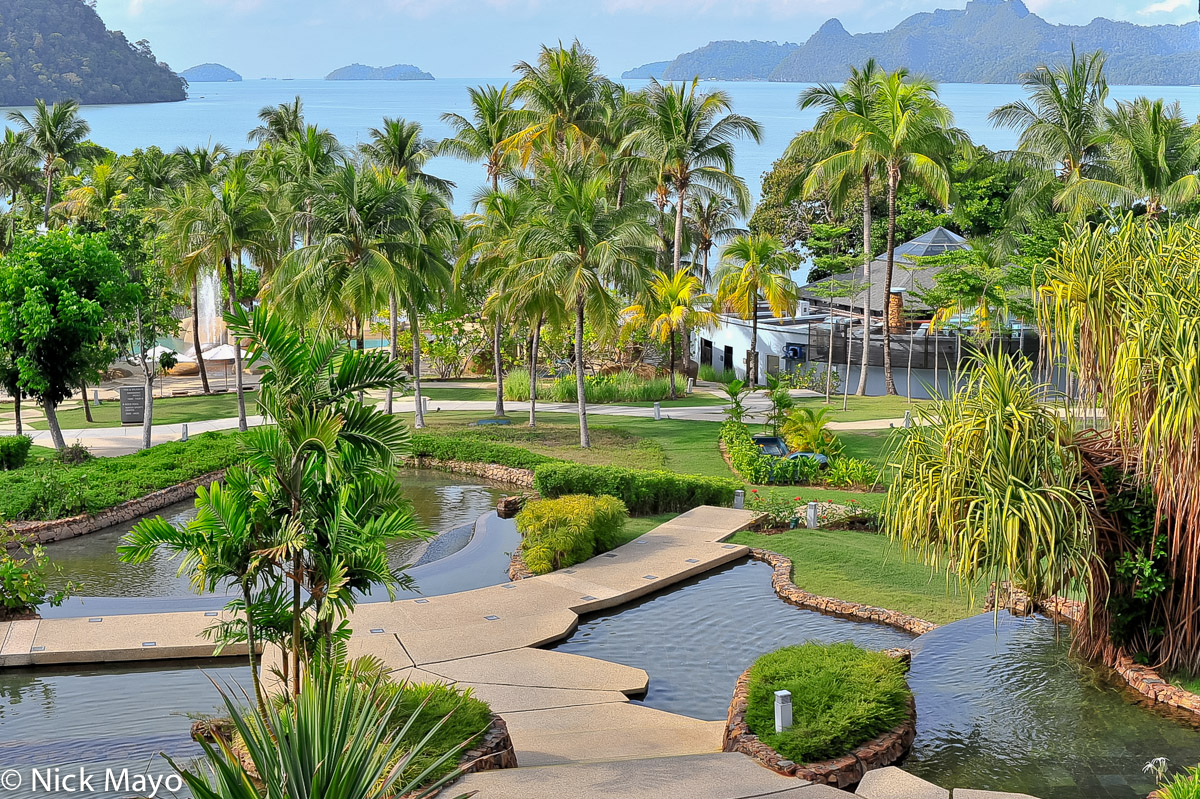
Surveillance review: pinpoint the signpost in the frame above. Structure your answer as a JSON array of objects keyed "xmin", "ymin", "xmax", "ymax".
[{"xmin": 119, "ymin": 386, "xmax": 145, "ymax": 426}]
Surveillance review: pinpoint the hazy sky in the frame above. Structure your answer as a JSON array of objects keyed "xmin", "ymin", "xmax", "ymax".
[{"xmin": 92, "ymin": 0, "xmax": 1200, "ymax": 79}]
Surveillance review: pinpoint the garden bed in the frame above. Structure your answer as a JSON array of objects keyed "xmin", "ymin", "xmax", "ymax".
[{"xmin": 722, "ymin": 643, "xmax": 916, "ymax": 789}]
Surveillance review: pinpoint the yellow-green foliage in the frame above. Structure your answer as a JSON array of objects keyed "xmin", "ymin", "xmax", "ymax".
[{"xmin": 516, "ymin": 494, "xmax": 629, "ymax": 575}]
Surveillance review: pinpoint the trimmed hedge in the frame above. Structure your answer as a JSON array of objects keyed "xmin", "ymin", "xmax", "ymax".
[
  {"xmin": 722, "ymin": 421, "xmax": 820, "ymax": 485},
  {"xmin": 0, "ymin": 432, "xmax": 241, "ymax": 521},
  {"xmin": 746, "ymin": 642, "xmax": 910, "ymax": 764},
  {"xmin": 0, "ymin": 435, "xmax": 32, "ymax": 470},
  {"xmin": 408, "ymin": 432, "xmax": 554, "ymax": 471},
  {"xmin": 516, "ymin": 494, "xmax": 629, "ymax": 575},
  {"xmin": 533, "ymin": 461, "xmax": 738, "ymax": 515}
]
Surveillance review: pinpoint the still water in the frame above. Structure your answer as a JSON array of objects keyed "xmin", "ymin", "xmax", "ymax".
[
  {"xmin": 555, "ymin": 560, "xmax": 1200, "ymax": 799},
  {"xmin": 6, "ymin": 79, "xmax": 1200, "ymax": 213}
]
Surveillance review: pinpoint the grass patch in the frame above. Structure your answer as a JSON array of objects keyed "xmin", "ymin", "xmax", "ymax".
[
  {"xmin": 0, "ymin": 431, "xmax": 241, "ymax": 521},
  {"xmin": 745, "ymin": 642, "xmax": 910, "ymax": 764},
  {"xmin": 780, "ymin": 395, "xmax": 926, "ymax": 424},
  {"xmin": 30, "ymin": 393, "xmax": 247, "ymax": 429},
  {"xmin": 613, "ymin": 512, "xmax": 678, "ymax": 548},
  {"xmin": 379, "ymin": 680, "xmax": 493, "ymax": 784},
  {"xmin": 729, "ymin": 527, "xmax": 981, "ymax": 625}
]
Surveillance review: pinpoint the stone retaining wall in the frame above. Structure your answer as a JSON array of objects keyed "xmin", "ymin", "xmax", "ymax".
[
  {"xmin": 7, "ymin": 470, "xmax": 226, "ymax": 546},
  {"xmin": 508, "ymin": 549, "xmax": 535, "ymax": 582},
  {"xmin": 986, "ymin": 582, "xmax": 1200, "ymax": 718},
  {"xmin": 722, "ymin": 652, "xmax": 916, "ymax": 790},
  {"xmin": 404, "ymin": 456, "xmax": 536, "ymax": 489},
  {"xmin": 751, "ymin": 549, "xmax": 938, "ymax": 636},
  {"xmin": 460, "ymin": 714, "xmax": 518, "ymax": 774}
]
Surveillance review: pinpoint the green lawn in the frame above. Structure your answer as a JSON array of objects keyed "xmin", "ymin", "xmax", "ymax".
[
  {"xmin": 729, "ymin": 527, "xmax": 983, "ymax": 626},
  {"xmin": 785, "ymin": 394, "xmax": 928, "ymax": 424},
  {"xmin": 30, "ymin": 392, "xmax": 248, "ymax": 429},
  {"xmin": 418, "ymin": 386, "xmax": 728, "ymax": 407},
  {"xmin": 615, "ymin": 512, "xmax": 678, "ymax": 547}
]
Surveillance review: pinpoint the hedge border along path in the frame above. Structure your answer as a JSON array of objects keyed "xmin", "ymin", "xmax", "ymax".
[{"xmin": 722, "ymin": 649, "xmax": 916, "ymax": 789}]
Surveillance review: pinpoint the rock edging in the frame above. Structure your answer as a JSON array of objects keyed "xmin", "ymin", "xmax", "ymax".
[
  {"xmin": 508, "ymin": 549, "xmax": 535, "ymax": 582},
  {"xmin": 459, "ymin": 713, "xmax": 518, "ymax": 774},
  {"xmin": 722, "ymin": 651, "xmax": 916, "ymax": 789},
  {"xmin": 751, "ymin": 549, "xmax": 938, "ymax": 636},
  {"xmin": 987, "ymin": 582, "xmax": 1200, "ymax": 717},
  {"xmin": 404, "ymin": 456, "xmax": 536, "ymax": 489},
  {"xmin": 7, "ymin": 470, "xmax": 226, "ymax": 546}
]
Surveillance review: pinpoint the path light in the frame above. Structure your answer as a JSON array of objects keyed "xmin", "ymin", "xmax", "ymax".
[
  {"xmin": 653, "ymin": 402, "xmax": 661, "ymax": 420},
  {"xmin": 686, "ymin": 377, "xmax": 695, "ymax": 395},
  {"xmin": 807, "ymin": 502, "xmax": 819, "ymax": 529},
  {"xmin": 421, "ymin": 396, "xmax": 429, "ymax": 415},
  {"xmin": 774, "ymin": 690, "xmax": 792, "ymax": 733},
  {"xmin": 180, "ymin": 423, "xmax": 188, "ymax": 442},
  {"xmin": 733, "ymin": 489, "xmax": 745, "ymax": 509}
]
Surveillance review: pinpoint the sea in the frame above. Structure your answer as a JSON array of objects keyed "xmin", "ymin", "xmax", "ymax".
[{"xmin": 5, "ymin": 78, "xmax": 1200, "ymax": 214}]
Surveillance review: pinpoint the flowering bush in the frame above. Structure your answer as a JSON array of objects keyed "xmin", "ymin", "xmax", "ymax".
[{"xmin": 0, "ymin": 530, "xmax": 71, "ymax": 618}]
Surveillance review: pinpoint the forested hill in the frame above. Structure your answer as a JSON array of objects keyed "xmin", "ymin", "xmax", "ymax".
[
  {"xmin": 624, "ymin": 0, "xmax": 1200, "ymax": 85},
  {"xmin": 0, "ymin": 0, "xmax": 185, "ymax": 106}
]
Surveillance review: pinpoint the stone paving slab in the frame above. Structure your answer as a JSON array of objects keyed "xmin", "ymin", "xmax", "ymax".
[
  {"xmin": 499, "ymin": 702, "xmax": 726, "ymax": 766},
  {"xmin": 421, "ymin": 648, "xmax": 649, "ymax": 694},
  {"xmin": 442, "ymin": 683, "xmax": 629, "ymax": 715},
  {"xmin": 0, "ymin": 620, "xmax": 40, "ymax": 667},
  {"xmin": 857, "ymin": 767, "xmax": 950, "ymax": 799},
  {"xmin": 454, "ymin": 752, "xmax": 830, "ymax": 798},
  {"xmin": 397, "ymin": 609, "xmax": 581, "ymax": 665},
  {"xmin": 12, "ymin": 610, "xmax": 243, "ymax": 666}
]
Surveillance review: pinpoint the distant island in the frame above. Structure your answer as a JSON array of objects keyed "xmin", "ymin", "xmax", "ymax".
[
  {"xmin": 623, "ymin": 0, "xmax": 1200, "ymax": 85},
  {"xmin": 325, "ymin": 63, "xmax": 434, "ymax": 81},
  {"xmin": 0, "ymin": 0, "xmax": 186, "ymax": 105},
  {"xmin": 180, "ymin": 63, "xmax": 242, "ymax": 82}
]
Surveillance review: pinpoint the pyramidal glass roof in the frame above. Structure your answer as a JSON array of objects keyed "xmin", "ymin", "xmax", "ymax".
[{"xmin": 892, "ymin": 226, "xmax": 969, "ymax": 260}]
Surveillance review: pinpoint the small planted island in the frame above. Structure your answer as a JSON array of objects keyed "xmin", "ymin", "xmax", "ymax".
[{"xmin": 325, "ymin": 63, "xmax": 434, "ymax": 81}]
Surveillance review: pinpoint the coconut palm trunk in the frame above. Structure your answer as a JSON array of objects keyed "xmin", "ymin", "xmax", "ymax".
[
  {"xmin": 749, "ymin": 302, "xmax": 760, "ymax": 386},
  {"xmin": 12, "ymin": 394, "xmax": 21, "ymax": 436},
  {"xmin": 529, "ymin": 315, "xmax": 542, "ymax": 428},
  {"xmin": 385, "ymin": 292, "xmax": 399, "ymax": 415},
  {"xmin": 826, "ymin": 321, "xmax": 835, "ymax": 403},
  {"xmin": 224, "ymin": 255, "xmax": 248, "ymax": 432},
  {"xmin": 668, "ymin": 331, "xmax": 678, "ymax": 399},
  {"xmin": 857, "ymin": 168, "xmax": 872, "ymax": 396},
  {"xmin": 493, "ymin": 318, "xmax": 506, "ymax": 417},
  {"xmin": 574, "ymin": 296, "xmax": 590, "ymax": 448},
  {"xmin": 881, "ymin": 166, "xmax": 900, "ymax": 396},
  {"xmin": 191, "ymin": 282, "xmax": 212, "ymax": 395},
  {"xmin": 241, "ymin": 579, "xmax": 267, "ymax": 719},
  {"xmin": 137, "ymin": 307, "xmax": 155, "ymax": 451},
  {"xmin": 410, "ymin": 304, "xmax": 425, "ymax": 429},
  {"xmin": 42, "ymin": 162, "xmax": 53, "ymax": 228}
]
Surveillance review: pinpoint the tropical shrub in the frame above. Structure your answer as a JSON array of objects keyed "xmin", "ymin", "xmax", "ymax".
[
  {"xmin": 1157, "ymin": 764, "xmax": 1200, "ymax": 799},
  {"xmin": 745, "ymin": 642, "xmax": 910, "ymax": 764},
  {"xmin": 168, "ymin": 660, "xmax": 480, "ymax": 799},
  {"xmin": 822, "ymin": 457, "xmax": 880, "ymax": 490},
  {"xmin": 780, "ymin": 364, "xmax": 842, "ymax": 394},
  {"xmin": 721, "ymin": 422, "xmax": 821, "ymax": 486},
  {"xmin": 516, "ymin": 494, "xmax": 629, "ymax": 574},
  {"xmin": 533, "ymin": 462, "xmax": 738, "ymax": 515},
  {"xmin": 782, "ymin": 407, "xmax": 844, "ymax": 458},
  {"xmin": 0, "ymin": 432, "xmax": 240, "ymax": 521},
  {"xmin": 0, "ymin": 435, "xmax": 32, "ymax": 470},
  {"xmin": 378, "ymin": 680, "xmax": 493, "ymax": 784},
  {"xmin": 722, "ymin": 379, "xmax": 752, "ymax": 423},
  {"xmin": 698, "ymin": 365, "xmax": 737, "ymax": 384},
  {"xmin": 762, "ymin": 374, "xmax": 794, "ymax": 436},
  {"xmin": 746, "ymin": 490, "xmax": 805, "ymax": 529},
  {"xmin": 409, "ymin": 432, "xmax": 555, "ymax": 471},
  {"xmin": 504, "ymin": 370, "xmax": 687, "ymax": 404},
  {"xmin": 0, "ymin": 531, "xmax": 71, "ymax": 618},
  {"xmin": 57, "ymin": 440, "xmax": 92, "ymax": 466}
]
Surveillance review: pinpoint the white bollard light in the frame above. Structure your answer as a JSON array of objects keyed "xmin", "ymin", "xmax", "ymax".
[
  {"xmin": 181, "ymin": 423, "xmax": 188, "ymax": 442},
  {"xmin": 774, "ymin": 690, "xmax": 793, "ymax": 733},
  {"xmin": 733, "ymin": 489, "xmax": 745, "ymax": 510},
  {"xmin": 807, "ymin": 501, "xmax": 820, "ymax": 529},
  {"xmin": 653, "ymin": 401, "xmax": 661, "ymax": 421},
  {"xmin": 686, "ymin": 377, "xmax": 695, "ymax": 395},
  {"xmin": 421, "ymin": 396, "xmax": 429, "ymax": 415},
  {"xmin": 93, "ymin": 389, "xmax": 101, "ymax": 406}
]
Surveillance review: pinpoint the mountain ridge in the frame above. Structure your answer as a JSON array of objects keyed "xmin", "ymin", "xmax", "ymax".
[
  {"xmin": 180, "ymin": 63, "xmax": 242, "ymax": 82},
  {"xmin": 325, "ymin": 63, "xmax": 434, "ymax": 81},
  {"xmin": 623, "ymin": 1, "xmax": 1200, "ymax": 85}
]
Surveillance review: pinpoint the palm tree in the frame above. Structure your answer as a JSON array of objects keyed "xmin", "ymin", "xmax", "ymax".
[
  {"xmin": 393, "ymin": 184, "xmax": 457, "ymax": 429},
  {"xmin": 174, "ymin": 142, "xmax": 232, "ymax": 183},
  {"xmin": 1061, "ymin": 98, "xmax": 1200, "ymax": 220},
  {"xmin": 273, "ymin": 163, "xmax": 414, "ymax": 353},
  {"xmin": 440, "ymin": 84, "xmax": 520, "ymax": 191},
  {"xmin": 0, "ymin": 129, "xmax": 37, "ymax": 247},
  {"xmin": 124, "ymin": 145, "xmax": 181, "ymax": 201},
  {"xmin": 6, "ymin": 99, "xmax": 92, "ymax": 227},
  {"xmin": 507, "ymin": 41, "xmax": 609, "ymax": 162},
  {"xmin": 796, "ymin": 58, "xmax": 884, "ymax": 396},
  {"xmin": 989, "ymin": 48, "xmax": 1110, "ymax": 222},
  {"xmin": 714, "ymin": 233, "xmax": 800, "ymax": 386},
  {"xmin": 623, "ymin": 268, "xmax": 717, "ymax": 399},
  {"xmin": 807, "ymin": 70, "xmax": 964, "ymax": 394},
  {"xmin": 688, "ymin": 196, "xmax": 745, "ymax": 286},
  {"xmin": 517, "ymin": 154, "xmax": 652, "ymax": 447},
  {"xmin": 280, "ymin": 124, "xmax": 346, "ymax": 246},
  {"xmin": 361, "ymin": 117, "xmax": 454, "ymax": 198},
  {"xmin": 248, "ymin": 95, "xmax": 305, "ymax": 144},
  {"xmin": 174, "ymin": 158, "xmax": 274, "ymax": 431},
  {"xmin": 53, "ymin": 156, "xmax": 132, "ymax": 225}
]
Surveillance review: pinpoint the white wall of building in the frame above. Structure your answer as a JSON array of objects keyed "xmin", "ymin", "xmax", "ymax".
[{"xmin": 694, "ymin": 313, "xmax": 818, "ymax": 386}]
